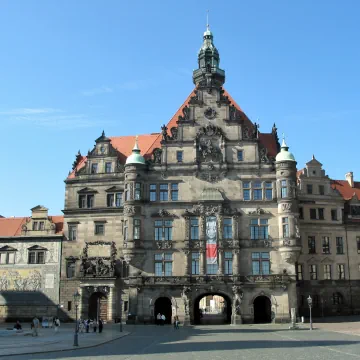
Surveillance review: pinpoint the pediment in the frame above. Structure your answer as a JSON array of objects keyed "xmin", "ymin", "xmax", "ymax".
[
  {"xmin": 106, "ymin": 186, "xmax": 123, "ymax": 193},
  {"xmin": 78, "ymin": 187, "xmax": 98, "ymax": 194},
  {"xmin": 28, "ymin": 245, "xmax": 48, "ymax": 251},
  {"xmin": 306, "ymin": 257, "xmax": 321, "ymax": 263},
  {"xmin": 0, "ymin": 245, "xmax": 17, "ymax": 252},
  {"xmin": 31, "ymin": 205, "xmax": 48, "ymax": 211},
  {"xmin": 321, "ymin": 257, "xmax": 334, "ymax": 263}
]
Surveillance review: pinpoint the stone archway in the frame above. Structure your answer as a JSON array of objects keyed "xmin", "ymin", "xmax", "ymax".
[
  {"xmin": 253, "ymin": 295, "xmax": 272, "ymax": 323},
  {"xmin": 154, "ymin": 297, "xmax": 172, "ymax": 324},
  {"xmin": 88, "ymin": 291, "xmax": 107, "ymax": 321},
  {"xmin": 193, "ymin": 292, "xmax": 232, "ymax": 325}
]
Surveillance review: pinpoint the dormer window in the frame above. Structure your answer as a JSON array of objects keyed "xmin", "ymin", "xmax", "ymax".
[
  {"xmin": 32, "ymin": 221, "xmax": 45, "ymax": 231},
  {"xmin": 91, "ymin": 163, "xmax": 98, "ymax": 174},
  {"xmin": 105, "ymin": 162, "xmax": 112, "ymax": 173}
]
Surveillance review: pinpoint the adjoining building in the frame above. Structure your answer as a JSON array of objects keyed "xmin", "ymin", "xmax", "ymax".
[{"xmin": 0, "ymin": 206, "xmax": 63, "ymax": 322}]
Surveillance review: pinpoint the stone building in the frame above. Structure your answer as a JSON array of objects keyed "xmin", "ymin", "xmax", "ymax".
[
  {"xmin": 0, "ymin": 206, "xmax": 63, "ymax": 321},
  {"xmin": 60, "ymin": 26, "xmax": 302, "ymax": 325}
]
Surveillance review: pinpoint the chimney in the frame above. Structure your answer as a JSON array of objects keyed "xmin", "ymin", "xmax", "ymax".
[{"xmin": 345, "ymin": 172, "xmax": 354, "ymax": 188}]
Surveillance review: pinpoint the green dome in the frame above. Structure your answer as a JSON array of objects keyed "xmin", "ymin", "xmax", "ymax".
[
  {"xmin": 276, "ymin": 139, "xmax": 296, "ymax": 162},
  {"xmin": 125, "ymin": 137, "xmax": 146, "ymax": 165}
]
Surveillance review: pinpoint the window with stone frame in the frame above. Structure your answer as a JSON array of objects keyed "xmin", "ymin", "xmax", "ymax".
[
  {"xmin": 322, "ymin": 236, "xmax": 331, "ymax": 254},
  {"xmin": 282, "ymin": 217, "xmax": 289, "ymax": 238},
  {"xmin": 134, "ymin": 183, "xmax": 141, "ymax": 200},
  {"xmin": 39, "ymin": 221, "xmax": 45, "ymax": 230},
  {"xmin": 318, "ymin": 208, "xmax": 325, "ymax": 220},
  {"xmin": 68, "ymin": 224, "xmax": 77, "ymax": 241},
  {"xmin": 176, "ymin": 151, "xmax": 183, "ymax": 162},
  {"xmin": 251, "ymin": 252, "xmax": 270, "ymax": 275},
  {"xmin": 265, "ymin": 182, "xmax": 273, "ymax": 200},
  {"xmin": 237, "ymin": 150, "xmax": 243, "ymax": 161},
  {"xmin": 28, "ymin": 248, "xmax": 46, "ymax": 264},
  {"xmin": 351, "ymin": 206, "xmax": 360, "ymax": 216},
  {"xmin": 337, "ymin": 264, "xmax": 345, "ymax": 280},
  {"xmin": 331, "ymin": 209, "xmax": 338, "ymax": 221},
  {"xmin": 250, "ymin": 219, "xmax": 269, "ymax": 240},
  {"xmin": 105, "ymin": 162, "xmax": 112, "ymax": 173},
  {"xmin": 154, "ymin": 253, "xmax": 172, "ymax": 276},
  {"xmin": 319, "ymin": 185, "xmax": 325, "ymax": 195},
  {"xmin": 107, "ymin": 192, "xmax": 123, "ymax": 207},
  {"xmin": 78, "ymin": 194, "xmax": 94, "ymax": 209},
  {"xmin": 32, "ymin": 221, "xmax": 38, "ymax": 231},
  {"xmin": 299, "ymin": 207, "xmax": 304, "ymax": 219},
  {"xmin": 336, "ymin": 237, "xmax": 344, "ymax": 254},
  {"xmin": 310, "ymin": 208, "xmax": 317, "ymax": 220},
  {"xmin": 307, "ymin": 184, "xmax": 313, "ymax": 194},
  {"xmin": 296, "ymin": 263, "xmax": 303, "ymax": 280},
  {"xmin": 150, "ymin": 184, "xmax": 157, "ymax": 202},
  {"xmin": 171, "ymin": 183, "xmax": 179, "ymax": 201},
  {"xmin": 309, "ymin": 264, "xmax": 317, "ymax": 280},
  {"xmin": 91, "ymin": 163, "xmax": 98, "ymax": 174},
  {"xmin": 190, "ymin": 218, "xmax": 199, "ymax": 240},
  {"xmin": 0, "ymin": 249, "xmax": 16, "ymax": 265},
  {"xmin": 207, "ymin": 263, "xmax": 218, "ymax": 275},
  {"xmin": 308, "ymin": 236, "xmax": 316, "ymax": 254},
  {"xmin": 159, "ymin": 184, "xmax": 169, "ymax": 201},
  {"xmin": 94, "ymin": 223, "xmax": 105, "ymax": 235},
  {"xmin": 243, "ymin": 181, "xmax": 251, "ymax": 201},
  {"xmin": 123, "ymin": 220, "xmax": 128, "ymax": 241},
  {"xmin": 253, "ymin": 181, "xmax": 263, "ymax": 200},
  {"xmin": 224, "ymin": 252, "xmax": 233, "ymax": 275},
  {"xmin": 66, "ymin": 260, "xmax": 76, "ymax": 279},
  {"xmin": 281, "ymin": 180, "xmax": 288, "ymax": 198},
  {"xmin": 223, "ymin": 218, "xmax": 233, "ymax": 239},
  {"xmin": 133, "ymin": 219, "xmax": 141, "ymax": 240},
  {"xmin": 323, "ymin": 264, "xmax": 331, "ymax": 280},
  {"xmin": 154, "ymin": 220, "xmax": 173, "ymax": 241},
  {"xmin": 191, "ymin": 252, "xmax": 200, "ymax": 275}
]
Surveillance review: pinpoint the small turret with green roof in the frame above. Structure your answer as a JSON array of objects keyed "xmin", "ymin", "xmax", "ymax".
[
  {"xmin": 276, "ymin": 137, "xmax": 296, "ymax": 162},
  {"xmin": 125, "ymin": 136, "xmax": 146, "ymax": 166}
]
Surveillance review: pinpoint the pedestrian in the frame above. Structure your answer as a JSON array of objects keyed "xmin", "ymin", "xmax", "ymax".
[
  {"xmin": 93, "ymin": 319, "xmax": 98, "ymax": 333},
  {"xmin": 14, "ymin": 320, "xmax": 22, "ymax": 330},
  {"xmin": 174, "ymin": 316, "xmax": 179, "ymax": 329},
  {"xmin": 156, "ymin": 313, "xmax": 161, "ymax": 325},
  {"xmin": 99, "ymin": 319, "xmax": 103, "ymax": 333},
  {"xmin": 32, "ymin": 316, "xmax": 39, "ymax": 337},
  {"xmin": 54, "ymin": 317, "xmax": 60, "ymax": 333},
  {"xmin": 161, "ymin": 314, "xmax": 165, "ymax": 325},
  {"xmin": 85, "ymin": 319, "xmax": 90, "ymax": 333}
]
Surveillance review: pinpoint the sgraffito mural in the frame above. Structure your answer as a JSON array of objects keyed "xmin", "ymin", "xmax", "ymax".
[{"xmin": 0, "ymin": 269, "xmax": 42, "ymax": 291}]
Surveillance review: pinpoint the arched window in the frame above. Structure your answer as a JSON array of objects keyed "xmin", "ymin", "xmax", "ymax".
[{"xmin": 332, "ymin": 292, "xmax": 343, "ymax": 305}]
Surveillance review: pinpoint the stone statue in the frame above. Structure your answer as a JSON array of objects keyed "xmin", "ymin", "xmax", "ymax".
[
  {"xmin": 232, "ymin": 285, "xmax": 243, "ymax": 316},
  {"xmin": 181, "ymin": 286, "xmax": 191, "ymax": 316}
]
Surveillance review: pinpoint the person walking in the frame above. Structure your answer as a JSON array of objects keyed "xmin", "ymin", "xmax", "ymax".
[
  {"xmin": 93, "ymin": 319, "xmax": 98, "ymax": 333},
  {"xmin": 156, "ymin": 313, "xmax": 161, "ymax": 325},
  {"xmin": 161, "ymin": 314, "xmax": 166, "ymax": 326},
  {"xmin": 174, "ymin": 316, "xmax": 179, "ymax": 330},
  {"xmin": 85, "ymin": 319, "xmax": 90, "ymax": 333},
  {"xmin": 32, "ymin": 316, "xmax": 39, "ymax": 337},
  {"xmin": 99, "ymin": 319, "xmax": 103, "ymax": 333},
  {"xmin": 54, "ymin": 317, "xmax": 60, "ymax": 333}
]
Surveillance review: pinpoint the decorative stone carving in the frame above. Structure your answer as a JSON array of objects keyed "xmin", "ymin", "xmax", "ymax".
[
  {"xmin": 181, "ymin": 286, "xmax": 192, "ymax": 316},
  {"xmin": 294, "ymin": 217, "xmax": 300, "ymax": 239},
  {"xmin": 198, "ymin": 172, "xmax": 226, "ymax": 183},
  {"xmin": 124, "ymin": 205, "xmax": 136, "ymax": 216},
  {"xmin": 229, "ymin": 105, "xmax": 241, "ymax": 122},
  {"xmin": 204, "ymin": 107, "xmax": 216, "ymax": 120},
  {"xmin": 281, "ymin": 203, "xmax": 292, "ymax": 212},
  {"xmin": 283, "ymin": 239, "xmax": 291, "ymax": 246},
  {"xmin": 86, "ymin": 286, "xmax": 110, "ymax": 294},
  {"xmin": 232, "ymin": 285, "xmax": 243, "ymax": 315},
  {"xmin": 170, "ymin": 127, "xmax": 178, "ymax": 140},
  {"xmin": 242, "ymin": 126, "xmax": 257, "ymax": 140},
  {"xmin": 151, "ymin": 209, "xmax": 178, "ymax": 218},
  {"xmin": 198, "ymin": 139, "xmax": 222, "ymax": 163},
  {"xmin": 161, "ymin": 124, "xmax": 169, "ymax": 142},
  {"xmin": 189, "ymin": 90, "xmax": 202, "ymax": 105},
  {"xmin": 116, "ymin": 160, "xmax": 125, "ymax": 172},
  {"xmin": 259, "ymin": 146, "xmax": 269, "ymax": 163},
  {"xmin": 196, "ymin": 125, "xmax": 224, "ymax": 139},
  {"xmin": 280, "ymin": 251, "xmax": 299, "ymax": 265},
  {"xmin": 155, "ymin": 241, "xmax": 173, "ymax": 250},
  {"xmin": 247, "ymin": 207, "xmax": 270, "ymax": 215},
  {"xmin": 190, "ymin": 241, "xmax": 201, "ymax": 249},
  {"xmin": 217, "ymin": 88, "xmax": 231, "ymax": 105},
  {"xmin": 72, "ymin": 150, "xmax": 83, "ymax": 170},
  {"xmin": 152, "ymin": 148, "xmax": 162, "ymax": 164},
  {"xmin": 177, "ymin": 106, "xmax": 191, "ymax": 123}
]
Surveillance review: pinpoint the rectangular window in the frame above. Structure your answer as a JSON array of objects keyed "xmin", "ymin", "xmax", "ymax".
[
  {"xmin": 125, "ymin": 184, "xmax": 130, "ymax": 201},
  {"xmin": 309, "ymin": 264, "xmax": 317, "ymax": 280},
  {"xmin": 0, "ymin": 252, "xmax": 15, "ymax": 265},
  {"xmin": 357, "ymin": 237, "xmax": 360, "ymax": 254},
  {"xmin": 32, "ymin": 221, "xmax": 38, "ymax": 231},
  {"xmin": 91, "ymin": 163, "xmax": 98, "ymax": 174},
  {"xmin": 282, "ymin": 217, "xmax": 289, "ymax": 238},
  {"xmin": 39, "ymin": 222, "xmax": 44, "ymax": 231},
  {"xmin": 68, "ymin": 225, "xmax": 77, "ymax": 241},
  {"xmin": 331, "ymin": 209, "xmax": 338, "ymax": 221},
  {"xmin": 237, "ymin": 150, "xmax": 243, "ymax": 161},
  {"xmin": 190, "ymin": 219, "xmax": 199, "ymax": 240},
  {"xmin": 223, "ymin": 218, "xmax": 233, "ymax": 239},
  {"xmin": 115, "ymin": 192, "xmax": 122, "ymax": 207},
  {"xmin": 95, "ymin": 223, "xmax": 105, "ymax": 235},
  {"xmin": 68, "ymin": 301, "xmax": 72, "ymax": 312},
  {"xmin": 243, "ymin": 181, "xmax": 250, "ymax": 201},
  {"xmin": 338, "ymin": 264, "xmax": 345, "ymax": 280},
  {"xmin": 253, "ymin": 181, "xmax": 262, "ymax": 200},
  {"xmin": 154, "ymin": 220, "xmax": 173, "ymax": 241},
  {"xmin": 154, "ymin": 253, "xmax": 172, "ymax": 276},
  {"xmin": 123, "ymin": 220, "xmax": 128, "ymax": 241},
  {"xmin": 252, "ymin": 252, "xmax": 270, "ymax": 275},
  {"xmin": 135, "ymin": 183, "xmax": 141, "ymax": 200},
  {"xmin": 250, "ymin": 219, "xmax": 269, "ymax": 240},
  {"xmin": 319, "ymin": 185, "xmax": 325, "ymax": 195},
  {"xmin": 281, "ymin": 180, "xmax": 288, "ymax": 198},
  {"xmin": 150, "ymin": 184, "xmax": 157, "ymax": 202},
  {"xmin": 308, "ymin": 236, "xmax": 316, "ymax": 254},
  {"xmin": 159, "ymin": 184, "xmax": 168, "ymax": 201},
  {"xmin": 28, "ymin": 252, "xmax": 36, "ymax": 264},
  {"xmin": 265, "ymin": 182, "xmax": 273, "ymax": 200},
  {"xmin": 322, "ymin": 236, "xmax": 330, "ymax": 254},
  {"xmin": 79, "ymin": 195, "xmax": 86, "ymax": 209},
  {"xmin": 307, "ymin": 184, "xmax": 313, "ymax": 194},
  {"xmin": 105, "ymin": 162, "xmax": 112, "ymax": 173},
  {"xmin": 37, "ymin": 251, "xmax": 45, "ymax": 264},
  {"xmin": 336, "ymin": 237, "xmax": 344, "ymax": 254},
  {"xmin": 191, "ymin": 253, "xmax": 200, "ymax": 275},
  {"xmin": 224, "ymin": 251, "xmax": 233, "ymax": 275},
  {"xmin": 107, "ymin": 193, "xmax": 115, "ymax": 207},
  {"xmin": 176, "ymin": 151, "xmax": 183, "ymax": 162},
  {"xmin": 296, "ymin": 263, "xmax": 303, "ymax": 280},
  {"xmin": 318, "ymin": 208, "xmax": 324, "ymax": 220},
  {"xmin": 171, "ymin": 183, "xmax": 179, "ymax": 201},
  {"xmin": 66, "ymin": 261, "xmax": 76, "ymax": 279},
  {"xmin": 207, "ymin": 264, "xmax": 218, "ymax": 275},
  {"xmin": 133, "ymin": 219, "xmax": 141, "ymax": 240},
  {"xmin": 299, "ymin": 207, "xmax": 304, "ymax": 219},
  {"xmin": 310, "ymin": 208, "xmax": 317, "ymax": 220},
  {"xmin": 87, "ymin": 194, "xmax": 94, "ymax": 208},
  {"xmin": 324, "ymin": 264, "xmax": 331, "ymax": 280}
]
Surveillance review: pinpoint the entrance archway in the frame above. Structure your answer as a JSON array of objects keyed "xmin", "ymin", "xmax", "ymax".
[
  {"xmin": 88, "ymin": 292, "xmax": 108, "ymax": 321},
  {"xmin": 194, "ymin": 293, "xmax": 231, "ymax": 325},
  {"xmin": 154, "ymin": 297, "xmax": 172, "ymax": 324},
  {"xmin": 253, "ymin": 296, "xmax": 271, "ymax": 323}
]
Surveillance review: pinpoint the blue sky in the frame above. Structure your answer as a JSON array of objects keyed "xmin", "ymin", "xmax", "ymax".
[{"xmin": 0, "ymin": 0, "xmax": 359, "ymax": 216}]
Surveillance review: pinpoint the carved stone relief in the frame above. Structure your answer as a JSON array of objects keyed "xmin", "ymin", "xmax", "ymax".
[
  {"xmin": 124, "ymin": 205, "xmax": 136, "ymax": 216},
  {"xmin": 281, "ymin": 203, "xmax": 292, "ymax": 212},
  {"xmin": 204, "ymin": 107, "xmax": 216, "ymax": 120}
]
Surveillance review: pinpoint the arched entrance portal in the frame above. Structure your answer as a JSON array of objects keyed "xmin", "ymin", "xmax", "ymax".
[
  {"xmin": 154, "ymin": 297, "xmax": 172, "ymax": 324},
  {"xmin": 253, "ymin": 296, "xmax": 271, "ymax": 323},
  {"xmin": 194, "ymin": 293, "xmax": 231, "ymax": 325},
  {"xmin": 88, "ymin": 292, "xmax": 108, "ymax": 321}
]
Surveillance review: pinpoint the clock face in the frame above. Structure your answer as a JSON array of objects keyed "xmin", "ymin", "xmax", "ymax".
[{"xmin": 100, "ymin": 146, "xmax": 106, "ymax": 154}]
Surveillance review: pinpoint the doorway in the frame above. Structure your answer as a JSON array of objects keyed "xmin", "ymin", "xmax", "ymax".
[
  {"xmin": 253, "ymin": 296, "xmax": 272, "ymax": 323},
  {"xmin": 88, "ymin": 292, "xmax": 108, "ymax": 321},
  {"xmin": 194, "ymin": 293, "xmax": 231, "ymax": 325},
  {"xmin": 154, "ymin": 297, "xmax": 172, "ymax": 324}
]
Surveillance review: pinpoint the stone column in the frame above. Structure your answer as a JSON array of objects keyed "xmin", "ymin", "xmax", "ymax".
[
  {"xmin": 218, "ymin": 249, "xmax": 224, "ymax": 275},
  {"xmin": 232, "ymin": 249, "xmax": 240, "ymax": 275},
  {"xmin": 107, "ymin": 287, "xmax": 114, "ymax": 321},
  {"xmin": 200, "ymin": 249, "xmax": 206, "ymax": 275},
  {"xmin": 200, "ymin": 215, "xmax": 206, "ymax": 241},
  {"xmin": 79, "ymin": 287, "xmax": 84, "ymax": 319},
  {"xmin": 184, "ymin": 250, "xmax": 190, "ymax": 275}
]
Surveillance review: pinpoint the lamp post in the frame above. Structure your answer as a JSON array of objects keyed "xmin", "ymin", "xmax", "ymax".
[
  {"xmin": 73, "ymin": 290, "xmax": 80, "ymax": 347},
  {"xmin": 119, "ymin": 298, "xmax": 123, "ymax": 332},
  {"xmin": 307, "ymin": 295, "xmax": 313, "ymax": 331}
]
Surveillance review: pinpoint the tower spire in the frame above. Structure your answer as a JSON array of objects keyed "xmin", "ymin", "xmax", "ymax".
[{"xmin": 206, "ymin": 9, "xmax": 210, "ymax": 31}]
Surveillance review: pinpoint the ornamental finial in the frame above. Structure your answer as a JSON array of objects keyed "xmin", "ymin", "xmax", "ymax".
[{"xmin": 206, "ymin": 9, "xmax": 210, "ymax": 31}]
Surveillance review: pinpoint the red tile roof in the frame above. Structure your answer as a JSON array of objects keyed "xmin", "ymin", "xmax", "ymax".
[
  {"xmin": 68, "ymin": 87, "xmax": 278, "ymax": 178},
  {"xmin": 331, "ymin": 180, "xmax": 360, "ymax": 201},
  {"xmin": 0, "ymin": 216, "xmax": 64, "ymax": 236}
]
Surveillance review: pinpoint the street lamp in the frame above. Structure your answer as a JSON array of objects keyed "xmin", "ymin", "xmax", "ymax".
[
  {"xmin": 73, "ymin": 290, "xmax": 80, "ymax": 346},
  {"xmin": 307, "ymin": 295, "xmax": 313, "ymax": 331}
]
